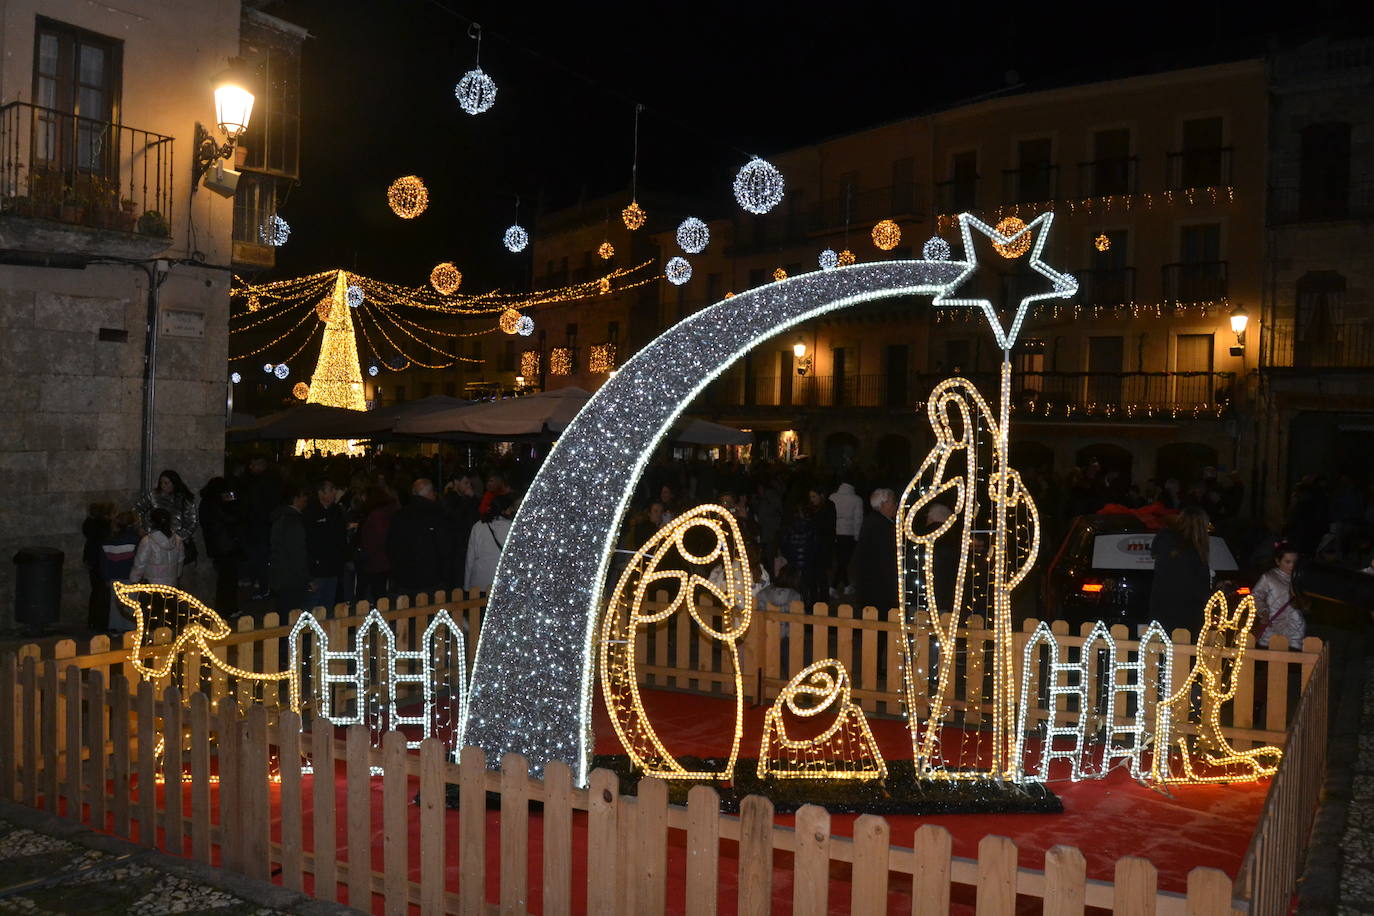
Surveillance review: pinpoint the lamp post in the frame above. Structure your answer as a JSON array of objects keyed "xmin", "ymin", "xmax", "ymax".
[
  {"xmin": 1229, "ymin": 304, "xmax": 1249, "ymax": 357},
  {"xmin": 792, "ymin": 336, "xmax": 812, "ymax": 377}
]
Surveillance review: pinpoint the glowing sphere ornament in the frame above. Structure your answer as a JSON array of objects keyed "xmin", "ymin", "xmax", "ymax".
[
  {"xmin": 230, "ymin": 372, "xmax": 241, "ymax": 384},
  {"xmin": 665, "ymin": 256, "xmax": 692, "ymax": 285},
  {"xmin": 733, "ymin": 157, "xmax": 785, "ymax": 214},
  {"xmin": 597, "ymin": 241, "xmax": 615, "ymax": 260},
  {"xmin": 247, "ymin": 295, "xmax": 261, "ymax": 312},
  {"xmin": 504, "ymin": 224, "xmax": 529, "ymax": 253},
  {"xmin": 262, "ymin": 362, "xmax": 274, "ymax": 374},
  {"xmin": 818, "ymin": 249, "xmax": 839, "ymax": 270},
  {"xmin": 598, "ymin": 277, "xmax": 612, "ymax": 294},
  {"xmin": 838, "ymin": 249, "xmax": 856, "ymax": 267},
  {"xmin": 772, "ymin": 267, "xmax": 787, "ymax": 282},
  {"xmin": 1094, "ymin": 233, "xmax": 1112, "ymax": 252},
  {"xmin": 315, "ymin": 299, "xmax": 333, "ymax": 322},
  {"xmin": 368, "ymin": 364, "xmax": 380, "ymax": 377},
  {"xmin": 622, "ymin": 200, "xmax": 646, "ymax": 231},
  {"xmin": 923, "ymin": 237, "xmax": 951, "ymax": 261},
  {"xmin": 387, "ymin": 176, "xmax": 429, "ymax": 219},
  {"xmin": 872, "ymin": 219, "xmax": 901, "ymax": 251},
  {"xmin": 430, "ymin": 262, "xmax": 462, "ymax": 294},
  {"xmin": 993, "ymin": 216, "xmax": 1032, "ymax": 259},
  {"xmin": 292, "ymin": 382, "xmax": 309, "ymax": 400},
  {"xmin": 260, "ymin": 214, "xmax": 290, "ymax": 247},
  {"xmin": 676, "ymin": 217, "xmax": 709, "ymax": 254},
  {"xmin": 498, "ymin": 308, "xmax": 522, "ymax": 335},
  {"xmin": 274, "ymin": 363, "xmax": 290, "ymax": 380},
  {"xmin": 455, "ymin": 67, "xmax": 497, "ymax": 115},
  {"xmin": 516, "ymin": 315, "xmax": 534, "ymax": 336},
  {"xmin": 346, "ymin": 284, "xmax": 364, "ymax": 308}
]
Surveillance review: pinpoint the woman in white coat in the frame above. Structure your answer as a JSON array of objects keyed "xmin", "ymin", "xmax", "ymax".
[
  {"xmin": 1253, "ymin": 543, "xmax": 1306, "ymax": 649},
  {"xmin": 465, "ymin": 495, "xmax": 515, "ymax": 593}
]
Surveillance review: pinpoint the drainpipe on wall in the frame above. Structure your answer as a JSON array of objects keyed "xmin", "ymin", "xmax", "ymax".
[{"xmin": 139, "ymin": 259, "xmax": 170, "ymax": 492}]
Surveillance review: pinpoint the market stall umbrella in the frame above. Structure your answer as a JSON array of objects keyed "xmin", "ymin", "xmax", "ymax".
[
  {"xmin": 670, "ymin": 418, "xmax": 751, "ymax": 446},
  {"xmin": 394, "ymin": 387, "xmax": 594, "ymax": 439},
  {"xmin": 226, "ymin": 403, "xmax": 366, "ymax": 442}
]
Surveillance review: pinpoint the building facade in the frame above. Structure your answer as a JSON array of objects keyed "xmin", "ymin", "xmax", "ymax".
[{"xmin": 0, "ymin": 0, "xmax": 299, "ymax": 626}]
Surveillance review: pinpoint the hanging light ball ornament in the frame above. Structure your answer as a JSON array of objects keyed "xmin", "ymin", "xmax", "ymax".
[
  {"xmin": 260, "ymin": 214, "xmax": 290, "ymax": 247},
  {"xmin": 247, "ymin": 295, "xmax": 261, "ymax": 312},
  {"xmin": 230, "ymin": 371, "xmax": 242, "ymax": 384},
  {"xmin": 292, "ymin": 382, "xmax": 310, "ymax": 400},
  {"xmin": 368, "ymin": 364, "xmax": 380, "ymax": 377},
  {"xmin": 622, "ymin": 200, "xmax": 646, "ymax": 231},
  {"xmin": 430, "ymin": 262, "xmax": 462, "ymax": 294},
  {"xmin": 263, "ymin": 362, "xmax": 274, "ymax": 374},
  {"xmin": 598, "ymin": 277, "xmax": 611, "ymax": 294},
  {"xmin": 871, "ymin": 219, "xmax": 901, "ymax": 251},
  {"xmin": 818, "ymin": 249, "xmax": 839, "ymax": 271},
  {"xmin": 346, "ymin": 284, "xmax": 364, "ymax": 308},
  {"xmin": 515, "ymin": 315, "xmax": 534, "ymax": 336},
  {"xmin": 665, "ymin": 256, "xmax": 692, "ymax": 286},
  {"xmin": 733, "ymin": 157, "xmax": 785, "ymax": 214},
  {"xmin": 676, "ymin": 217, "xmax": 709, "ymax": 254},
  {"xmin": 923, "ymin": 236, "xmax": 952, "ymax": 261},
  {"xmin": 1094, "ymin": 233, "xmax": 1112, "ymax": 252},
  {"xmin": 274, "ymin": 363, "xmax": 290, "ymax": 380},
  {"xmin": 454, "ymin": 67, "xmax": 497, "ymax": 115},
  {"xmin": 387, "ymin": 175, "xmax": 429, "ymax": 219},
  {"xmin": 597, "ymin": 241, "xmax": 615, "ymax": 260},
  {"xmin": 993, "ymin": 216, "xmax": 1032, "ymax": 259},
  {"xmin": 498, "ymin": 308, "xmax": 522, "ymax": 335},
  {"xmin": 504, "ymin": 224, "xmax": 529, "ymax": 253},
  {"xmin": 772, "ymin": 267, "xmax": 787, "ymax": 282},
  {"xmin": 838, "ymin": 249, "xmax": 856, "ymax": 267}
]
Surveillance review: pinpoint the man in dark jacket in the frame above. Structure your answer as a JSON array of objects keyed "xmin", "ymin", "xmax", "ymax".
[
  {"xmin": 269, "ymin": 484, "xmax": 310, "ymax": 615},
  {"xmin": 387, "ymin": 478, "xmax": 456, "ymax": 598},
  {"xmin": 855, "ymin": 488, "xmax": 899, "ymax": 614},
  {"xmin": 304, "ymin": 479, "xmax": 349, "ymax": 612}
]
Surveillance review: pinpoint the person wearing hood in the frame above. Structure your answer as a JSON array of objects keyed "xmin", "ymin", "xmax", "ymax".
[
  {"xmin": 465, "ymin": 494, "xmax": 515, "ymax": 592},
  {"xmin": 130, "ymin": 507, "xmax": 185, "ymax": 587},
  {"xmin": 829, "ymin": 480, "xmax": 864, "ymax": 595},
  {"xmin": 269, "ymin": 484, "xmax": 311, "ymax": 615}
]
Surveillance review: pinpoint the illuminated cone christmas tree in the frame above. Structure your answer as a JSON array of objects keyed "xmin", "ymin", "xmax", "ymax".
[{"xmin": 296, "ymin": 270, "xmax": 366, "ymax": 456}]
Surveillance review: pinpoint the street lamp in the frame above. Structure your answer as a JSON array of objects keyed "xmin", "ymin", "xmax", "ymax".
[
  {"xmin": 792, "ymin": 336, "xmax": 813, "ymax": 376},
  {"xmin": 514, "ymin": 374, "xmax": 525, "ymax": 392},
  {"xmin": 1229, "ymin": 304, "xmax": 1249, "ymax": 356},
  {"xmin": 192, "ymin": 59, "xmax": 256, "ymax": 196}
]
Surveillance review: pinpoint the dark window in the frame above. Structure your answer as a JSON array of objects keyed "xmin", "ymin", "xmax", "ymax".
[
  {"xmin": 1180, "ymin": 224, "xmax": 1220, "ymax": 263},
  {"xmin": 1294, "ymin": 271, "xmax": 1347, "ymax": 367},
  {"xmin": 233, "ymin": 172, "xmax": 281, "ymax": 243},
  {"xmin": 1171, "ymin": 224, "xmax": 1225, "ymax": 302},
  {"xmin": 239, "ymin": 32, "xmax": 300, "ymax": 178},
  {"xmin": 944, "ymin": 339, "xmax": 971, "ymax": 373},
  {"xmin": 1299, "ymin": 123, "xmax": 1351, "ymax": 220},
  {"xmin": 1090, "ymin": 128, "xmax": 1132, "ymax": 195},
  {"xmin": 1086, "ymin": 336, "xmax": 1124, "ymax": 406},
  {"xmin": 607, "ymin": 320, "xmax": 619, "ymax": 344},
  {"xmin": 832, "ymin": 347, "xmax": 850, "ymax": 406},
  {"xmin": 950, "ymin": 151, "xmax": 977, "ymax": 211},
  {"xmin": 33, "ymin": 18, "xmax": 122, "ymax": 178},
  {"xmin": 891, "ymin": 156, "xmax": 914, "ymax": 212},
  {"xmin": 1084, "ymin": 229, "xmax": 1131, "ymax": 304},
  {"xmin": 884, "ymin": 344, "xmax": 908, "ymax": 407},
  {"xmin": 566, "ymin": 323, "xmax": 578, "ymax": 347},
  {"xmin": 1175, "ymin": 334, "xmax": 1214, "ymax": 405},
  {"xmin": 1015, "ymin": 138, "xmax": 1054, "ymax": 202},
  {"xmin": 1178, "ymin": 117, "xmax": 1224, "ymax": 188}
]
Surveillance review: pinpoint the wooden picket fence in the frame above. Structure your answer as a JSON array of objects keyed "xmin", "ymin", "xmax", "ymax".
[{"xmin": 0, "ymin": 591, "xmax": 1330, "ymax": 914}]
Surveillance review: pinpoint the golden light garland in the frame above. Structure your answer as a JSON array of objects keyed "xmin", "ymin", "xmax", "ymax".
[
  {"xmin": 934, "ymin": 186, "xmax": 1237, "ymax": 234},
  {"xmin": 292, "ymin": 382, "xmax": 309, "ymax": 400},
  {"xmin": 758, "ymin": 659, "xmax": 886, "ymax": 781},
  {"xmin": 247, "ymin": 295, "xmax": 261, "ymax": 312},
  {"xmin": 872, "ymin": 219, "xmax": 901, "ymax": 251},
  {"xmin": 772, "ymin": 267, "xmax": 787, "ymax": 282},
  {"xmin": 622, "ymin": 200, "xmax": 646, "ymax": 231},
  {"xmin": 598, "ymin": 241, "xmax": 615, "ymax": 260},
  {"xmin": 430, "ymin": 262, "xmax": 462, "ymax": 295},
  {"xmin": 837, "ymin": 249, "xmax": 856, "ymax": 267},
  {"xmin": 520, "ymin": 349, "xmax": 540, "ymax": 378},
  {"xmin": 598, "ymin": 277, "xmax": 612, "ymax": 294},
  {"xmin": 499, "ymin": 308, "xmax": 523, "ymax": 335},
  {"xmin": 1094, "ymin": 233, "xmax": 1111, "ymax": 252},
  {"xmin": 993, "ymin": 217, "xmax": 1031, "ymax": 259},
  {"xmin": 549, "ymin": 347, "xmax": 572, "ymax": 376},
  {"xmin": 588, "ymin": 343, "xmax": 616, "ymax": 374},
  {"xmin": 599, "ymin": 505, "xmax": 752, "ymax": 780},
  {"xmin": 387, "ymin": 175, "xmax": 429, "ymax": 219}
]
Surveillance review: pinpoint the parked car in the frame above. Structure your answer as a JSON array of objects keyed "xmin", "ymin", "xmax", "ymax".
[{"xmin": 1043, "ymin": 512, "xmax": 1250, "ymax": 629}]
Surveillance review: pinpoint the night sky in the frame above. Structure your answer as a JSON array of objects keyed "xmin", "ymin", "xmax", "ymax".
[{"xmin": 265, "ymin": 0, "xmax": 1358, "ymax": 291}]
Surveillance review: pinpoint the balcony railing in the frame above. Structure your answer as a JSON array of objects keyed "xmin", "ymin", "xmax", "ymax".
[
  {"xmin": 1078, "ymin": 156, "xmax": 1138, "ymax": 197},
  {"xmin": 1163, "ymin": 261, "xmax": 1228, "ymax": 304},
  {"xmin": 935, "ymin": 178, "xmax": 978, "ymax": 214},
  {"xmin": 1266, "ymin": 322, "xmax": 1374, "ymax": 369},
  {"xmin": 0, "ymin": 101, "xmax": 174, "ymax": 235},
  {"xmin": 1075, "ymin": 267, "xmax": 1137, "ymax": 306},
  {"xmin": 809, "ymin": 185, "xmax": 918, "ymax": 232},
  {"xmin": 1166, "ymin": 147, "xmax": 1232, "ymax": 190},
  {"xmin": 1002, "ymin": 164, "xmax": 1058, "ymax": 204},
  {"xmin": 733, "ymin": 370, "xmax": 1235, "ymax": 417},
  {"xmin": 1269, "ymin": 179, "xmax": 1374, "ymax": 224}
]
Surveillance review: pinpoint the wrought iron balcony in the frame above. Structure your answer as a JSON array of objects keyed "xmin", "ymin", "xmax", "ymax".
[
  {"xmin": 935, "ymin": 178, "xmax": 979, "ymax": 214},
  {"xmin": 1078, "ymin": 156, "xmax": 1138, "ymax": 198},
  {"xmin": 1166, "ymin": 147, "xmax": 1232, "ymax": 190},
  {"xmin": 1268, "ymin": 179, "xmax": 1374, "ymax": 224},
  {"xmin": 1162, "ymin": 261, "xmax": 1227, "ymax": 304},
  {"xmin": 0, "ymin": 101, "xmax": 174, "ymax": 245},
  {"xmin": 1265, "ymin": 322, "xmax": 1374, "ymax": 370},
  {"xmin": 808, "ymin": 185, "xmax": 919, "ymax": 234},
  {"xmin": 1002, "ymin": 164, "xmax": 1058, "ymax": 205},
  {"xmin": 1075, "ymin": 267, "xmax": 1136, "ymax": 306}
]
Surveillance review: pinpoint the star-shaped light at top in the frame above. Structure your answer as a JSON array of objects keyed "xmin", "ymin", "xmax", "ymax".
[{"xmin": 931, "ymin": 212, "xmax": 1078, "ymax": 352}]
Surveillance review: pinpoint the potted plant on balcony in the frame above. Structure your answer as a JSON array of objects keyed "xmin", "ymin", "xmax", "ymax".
[
  {"xmin": 137, "ymin": 209, "xmax": 170, "ymax": 237},
  {"xmin": 26, "ymin": 167, "xmax": 63, "ymax": 220},
  {"xmin": 119, "ymin": 197, "xmax": 138, "ymax": 231},
  {"xmin": 59, "ymin": 186, "xmax": 84, "ymax": 225}
]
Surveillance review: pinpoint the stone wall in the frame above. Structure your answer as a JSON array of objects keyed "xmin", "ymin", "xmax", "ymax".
[{"xmin": 0, "ymin": 263, "xmax": 230, "ymax": 630}]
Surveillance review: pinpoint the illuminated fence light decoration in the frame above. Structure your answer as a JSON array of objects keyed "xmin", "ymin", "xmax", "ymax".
[
  {"xmin": 504, "ymin": 224, "xmax": 529, "ymax": 253},
  {"xmin": 292, "ymin": 382, "xmax": 309, "ymax": 400},
  {"xmin": 455, "ymin": 67, "xmax": 497, "ymax": 115},
  {"xmin": 549, "ymin": 347, "xmax": 573, "ymax": 376},
  {"xmin": 1014, "ymin": 621, "xmax": 1118, "ymax": 782},
  {"xmin": 430, "ymin": 262, "xmax": 462, "ymax": 295},
  {"xmin": 923, "ymin": 236, "xmax": 951, "ymax": 261},
  {"xmin": 519, "ymin": 349, "xmax": 540, "ymax": 378},
  {"xmin": 346, "ymin": 284, "xmax": 364, "ymax": 308},
  {"xmin": 260, "ymin": 214, "xmax": 290, "ymax": 247},
  {"xmin": 871, "ymin": 219, "xmax": 901, "ymax": 251},
  {"xmin": 758, "ymin": 659, "xmax": 886, "ymax": 781},
  {"xmin": 498, "ymin": 308, "xmax": 522, "ymax": 335},
  {"xmin": 837, "ymin": 249, "xmax": 856, "ymax": 267},
  {"xmin": 818, "ymin": 249, "xmax": 839, "ymax": 270},
  {"xmin": 387, "ymin": 175, "xmax": 429, "ymax": 219},
  {"xmin": 599, "ymin": 505, "xmax": 753, "ymax": 780},
  {"xmin": 676, "ymin": 217, "xmax": 709, "ymax": 254},
  {"xmin": 1152, "ymin": 592, "xmax": 1284, "ymax": 784},
  {"xmin": 588, "ymin": 343, "xmax": 616, "ymax": 374},
  {"xmin": 622, "ymin": 200, "xmax": 646, "ymax": 231},
  {"xmin": 665, "ymin": 256, "xmax": 692, "ymax": 286},
  {"xmin": 1102, "ymin": 622, "xmax": 1173, "ymax": 779},
  {"xmin": 733, "ymin": 157, "xmax": 785, "ymax": 214},
  {"xmin": 992, "ymin": 216, "xmax": 1031, "ymax": 259},
  {"xmin": 598, "ymin": 241, "xmax": 615, "ymax": 260},
  {"xmin": 516, "ymin": 315, "xmax": 535, "ymax": 336},
  {"xmin": 274, "ymin": 363, "xmax": 290, "ymax": 379}
]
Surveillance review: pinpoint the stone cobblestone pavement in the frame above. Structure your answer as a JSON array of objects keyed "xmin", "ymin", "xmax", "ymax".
[
  {"xmin": 1340, "ymin": 661, "xmax": 1374, "ymax": 914},
  {"xmin": 0, "ymin": 803, "xmax": 359, "ymax": 916}
]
